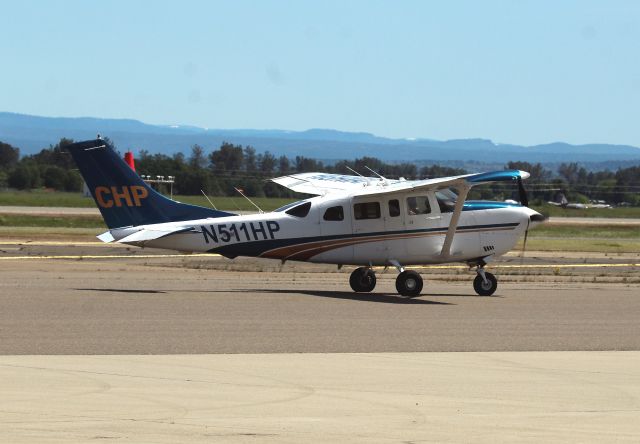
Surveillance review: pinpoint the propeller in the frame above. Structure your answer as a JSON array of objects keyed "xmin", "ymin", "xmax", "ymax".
[
  {"xmin": 518, "ymin": 175, "xmax": 530, "ymax": 262},
  {"xmin": 521, "ymin": 217, "xmax": 530, "ymax": 262},
  {"xmin": 517, "ymin": 176, "xmax": 529, "ymax": 207}
]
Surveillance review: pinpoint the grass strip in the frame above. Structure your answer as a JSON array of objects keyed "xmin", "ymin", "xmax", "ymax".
[{"xmin": 0, "ymin": 214, "xmax": 106, "ymax": 229}]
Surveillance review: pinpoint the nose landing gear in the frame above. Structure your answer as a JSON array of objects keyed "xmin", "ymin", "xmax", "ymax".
[{"xmin": 473, "ymin": 267, "xmax": 498, "ymax": 296}]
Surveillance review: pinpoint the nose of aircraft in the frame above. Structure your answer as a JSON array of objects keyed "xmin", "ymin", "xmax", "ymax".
[{"xmin": 528, "ymin": 210, "xmax": 547, "ymax": 228}]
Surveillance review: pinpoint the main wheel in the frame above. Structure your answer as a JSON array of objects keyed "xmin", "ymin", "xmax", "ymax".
[
  {"xmin": 473, "ymin": 272, "xmax": 498, "ymax": 296},
  {"xmin": 395, "ymin": 270, "xmax": 423, "ymax": 297},
  {"xmin": 349, "ymin": 267, "xmax": 376, "ymax": 292}
]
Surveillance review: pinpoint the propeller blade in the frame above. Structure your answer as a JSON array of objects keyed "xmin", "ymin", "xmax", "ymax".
[
  {"xmin": 517, "ymin": 177, "xmax": 529, "ymax": 207},
  {"xmin": 521, "ymin": 218, "xmax": 530, "ymax": 262}
]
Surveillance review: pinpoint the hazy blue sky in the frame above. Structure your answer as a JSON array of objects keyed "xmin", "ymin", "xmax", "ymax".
[{"xmin": 1, "ymin": 1, "xmax": 639, "ymax": 146}]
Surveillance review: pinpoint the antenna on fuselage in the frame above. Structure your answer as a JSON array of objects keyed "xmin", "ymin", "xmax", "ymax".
[
  {"xmin": 345, "ymin": 166, "xmax": 364, "ymax": 177},
  {"xmin": 364, "ymin": 166, "xmax": 387, "ymax": 182},
  {"xmin": 200, "ymin": 189, "xmax": 218, "ymax": 210},
  {"xmin": 345, "ymin": 166, "xmax": 373, "ymax": 186},
  {"xmin": 234, "ymin": 187, "xmax": 264, "ymax": 213}
]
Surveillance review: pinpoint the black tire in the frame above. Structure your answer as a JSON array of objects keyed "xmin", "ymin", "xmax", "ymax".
[
  {"xmin": 395, "ymin": 270, "xmax": 423, "ymax": 297},
  {"xmin": 473, "ymin": 272, "xmax": 498, "ymax": 296},
  {"xmin": 349, "ymin": 267, "xmax": 376, "ymax": 292}
]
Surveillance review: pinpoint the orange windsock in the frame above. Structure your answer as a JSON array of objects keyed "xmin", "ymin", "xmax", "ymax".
[{"xmin": 124, "ymin": 151, "xmax": 136, "ymax": 171}]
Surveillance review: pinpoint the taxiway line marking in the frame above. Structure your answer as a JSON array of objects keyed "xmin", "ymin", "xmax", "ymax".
[
  {"xmin": 0, "ymin": 241, "xmax": 106, "ymax": 246},
  {"xmin": 394, "ymin": 264, "xmax": 640, "ymax": 270},
  {"xmin": 0, "ymin": 253, "xmax": 637, "ymax": 269},
  {"xmin": 0, "ymin": 253, "xmax": 218, "ymax": 260}
]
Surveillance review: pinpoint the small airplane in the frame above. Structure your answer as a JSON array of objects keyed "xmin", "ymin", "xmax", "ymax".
[
  {"xmin": 66, "ymin": 138, "xmax": 546, "ymax": 297},
  {"xmin": 548, "ymin": 193, "xmax": 612, "ymax": 210}
]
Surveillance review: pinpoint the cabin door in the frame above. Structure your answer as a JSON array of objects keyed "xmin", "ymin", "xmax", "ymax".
[
  {"xmin": 351, "ymin": 198, "xmax": 386, "ymax": 263},
  {"xmin": 381, "ymin": 197, "xmax": 407, "ymax": 261},
  {"xmin": 404, "ymin": 192, "xmax": 445, "ymax": 260}
]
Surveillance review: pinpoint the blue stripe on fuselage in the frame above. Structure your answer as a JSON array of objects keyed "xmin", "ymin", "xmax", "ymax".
[{"xmin": 463, "ymin": 201, "xmax": 522, "ymax": 211}]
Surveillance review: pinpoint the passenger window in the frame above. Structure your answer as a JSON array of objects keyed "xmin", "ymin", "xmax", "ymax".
[
  {"xmin": 388, "ymin": 199, "xmax": 400, "ymax": 217},
  {"xmin": 323, "ymin": 206, "xmax": 344, "ymax": 221},
  {"xmin": 354, "ymin": 202, "xmax": 381, "ymax": 220},
  {"xmin": 406, "ymin": 196, "xmax": 431, "ymax": 215},
  {"xmin": 286, "ymin": 201, "xmax": 311, "ymax": 218}
]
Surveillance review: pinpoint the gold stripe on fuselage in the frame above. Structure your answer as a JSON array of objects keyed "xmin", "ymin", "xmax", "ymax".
[{"xmin": 260, "ymin": 226, "xmax": 517, "ymax": 261}]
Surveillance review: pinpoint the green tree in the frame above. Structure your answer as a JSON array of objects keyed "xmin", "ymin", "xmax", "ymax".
[
  {"xmin": 209, "ymin": 142, "xmax": 244, "ymax": 173},
  {"xmin": 32, "ymin": 138, "xmax": 75, "ymax": 170},
  {"xmin": 259, "ymin": 151, "xmax": 277, "ymax": 174},
  {"xmin": 43, "ymin": 166, "xmax": 67, "ymax": 189},
  {"xmin": 63, "ymin": 170, "xmax": 82, "ymax": 191},
  {"xmin": 278, "ymin": 155, "xmax": 290, "ymax": 174},
  {"xmin": 0, "ymin": 141, "xmax": 19, "ymax": 170},
  {"xmin": 8, "ymin": 165, "xmax": 41, "ymax": 189},
  {"xmin": 244, "ymin": 146, "xmax": 257, "ymax": 172},
  {"xmin": 189, "ymin": 144, "xmax": 207, "ymax": 170}
]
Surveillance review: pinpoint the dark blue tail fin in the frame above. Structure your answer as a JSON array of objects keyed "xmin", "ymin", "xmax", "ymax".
[{"xmin": 67, "ymin": 139, "xmax": 235, "ymax": 229}]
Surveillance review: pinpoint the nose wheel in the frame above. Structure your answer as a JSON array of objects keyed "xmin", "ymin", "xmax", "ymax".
[{"xmin": 473, "ymin": 268, "xmax": 498, "ymax": 296}]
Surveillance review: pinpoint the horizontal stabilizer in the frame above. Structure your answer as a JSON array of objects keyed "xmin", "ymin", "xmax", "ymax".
[
  {"xmin": 116, "ymin": 226, "xmax": 195, "ymax": 244},
  {"xmin": 97, "ymin": 231, "xmax": 115, "ymax": 243}
]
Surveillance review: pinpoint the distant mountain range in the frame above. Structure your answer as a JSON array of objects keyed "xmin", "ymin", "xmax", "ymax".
[{"xmin": 2, "ymin": 112, "xmax": 640, "ymax": 169}]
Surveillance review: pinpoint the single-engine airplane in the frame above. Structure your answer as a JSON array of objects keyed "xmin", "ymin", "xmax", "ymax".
[{"xmin": 67, "ymin": 139, "xmax": 546, "ymax": 297}]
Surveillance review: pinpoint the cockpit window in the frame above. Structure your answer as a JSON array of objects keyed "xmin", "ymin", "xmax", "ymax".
[
  {"xmin": 275, "ymin": 200, "xmax": 304, "ymax": 212},
  {"xmin": 436, "ymin": 189, "xmax": 457, "ymax": 213},
  {"xmin": 285, "ymin": 201, "xmax": 311, "ymax": 218}
]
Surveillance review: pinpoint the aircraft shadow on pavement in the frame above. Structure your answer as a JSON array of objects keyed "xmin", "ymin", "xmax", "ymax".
[
  {"xmin": 75, "ymin": 288, "xmax": 167, "ymax": 294},
  {"xmin": 426, "ymin": 293, "xmax": 503, "ymax": 298},
  {"xmin": 258, "ymin": 289, "xmax": 454, "ymax": 305}
]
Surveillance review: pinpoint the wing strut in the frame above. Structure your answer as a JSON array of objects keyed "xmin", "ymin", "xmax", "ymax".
[{"xmin": 440, "ymin": 185, "xmax": 470, "ymax": 258}]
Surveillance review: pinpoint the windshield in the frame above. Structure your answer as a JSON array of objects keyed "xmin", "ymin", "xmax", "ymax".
[
  {"xmin": 274, "ymin": 200, "xmax": 305, "ymax": 212},
  {"xmin": 436, "ymin": 188, "xmax": 457, "ymax": 213},
  {"xmin": 436, "ymin": 188, "xmax": 458, "ymax": 200}
]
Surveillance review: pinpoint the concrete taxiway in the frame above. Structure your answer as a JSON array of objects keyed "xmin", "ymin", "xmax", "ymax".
[
  {"xmin": 1, "ymin": 240, "xmax": 639, "ymax": 442},
  {"xmin": 0, "ymin": 251, "xmax": 639, "ymax": 354},
  {"xmin": 2, "ymin": 352, "xmax": 640, "ymax": 443}
]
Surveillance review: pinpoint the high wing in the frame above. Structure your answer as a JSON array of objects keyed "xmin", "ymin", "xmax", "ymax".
[
  {"xmin": 270, "ymin": 172, "xmax": 396, "ymax": 195},
  {"xmin": 271, "ymin": 170, "xmax": 530, "ymax": 197}
]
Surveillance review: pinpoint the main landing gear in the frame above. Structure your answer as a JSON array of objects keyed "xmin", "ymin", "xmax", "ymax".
[
  {"xmin": 348, "ymin": 262, "xmax": 498, "ymax": 297},
  {"xmin": 349, "ymin": 267, "xmax": 377, "ymax": 293},
  {"xmin": 349, "ymin": 264, "xmax": 424, "ymax": 298}
]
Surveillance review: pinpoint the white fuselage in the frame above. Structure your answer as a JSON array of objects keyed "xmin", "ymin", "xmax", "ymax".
[{"xmin": 113, "ymin": 190, "xmax": 537, "ymax": 266}]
